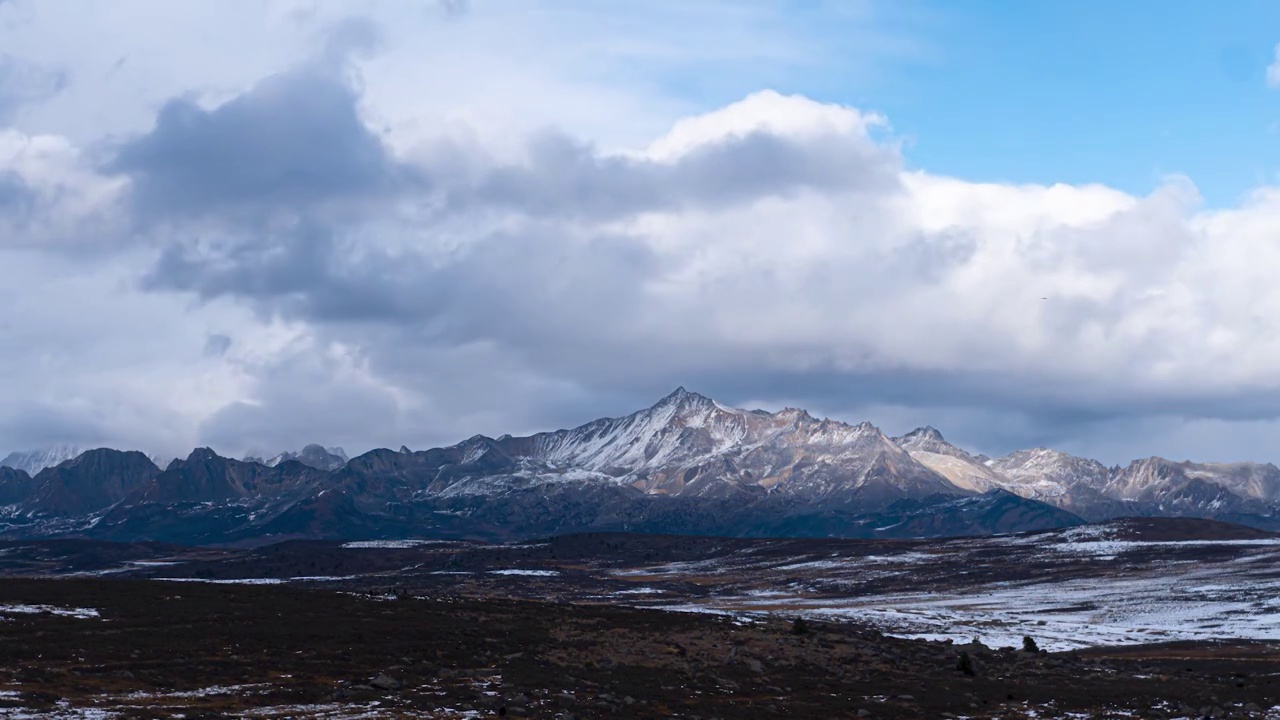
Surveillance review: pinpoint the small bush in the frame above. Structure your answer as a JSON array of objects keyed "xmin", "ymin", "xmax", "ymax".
[
  {"xmin": 790, "ymin": 617, "xmax": 810, "ymax": 635},
  {"xmin": 1022, "ymin": 635, "xmax": 1040, "ymax": 653}
]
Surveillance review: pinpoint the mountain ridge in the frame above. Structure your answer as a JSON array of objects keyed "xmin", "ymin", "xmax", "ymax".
[{"xmin": 3, "ymin": 389, "xmax": 1279, "ymax": 542}]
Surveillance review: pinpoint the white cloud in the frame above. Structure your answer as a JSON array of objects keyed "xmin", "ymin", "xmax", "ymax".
[
  {"xmin": 4, "ymin": 2, "xmax": 1280, "ymax": 466},
  {"xmin": 1268, "ymin": 42, "xmax": 1280, "ymax": 88}
]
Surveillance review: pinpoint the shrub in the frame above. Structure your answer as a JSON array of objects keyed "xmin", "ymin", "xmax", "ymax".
[{"xmin": 1022, "ymin": 636, "xmax": 1040, "ymax": 653}]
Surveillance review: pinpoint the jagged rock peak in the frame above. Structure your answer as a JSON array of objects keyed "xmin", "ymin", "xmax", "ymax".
[
  {"xmin": 300, "ymin": 443, "xmax": 346, "ymax": 459},
  {"xmin": 652, "ymin": 386, "xmax": 717, "ymax": 410},
  {"xmin": 893, "ymin": 426, "xmax": 970, "ymax": 458},
  {"xmin": 185, "ymin": 447, "xmax": 223, "ymax": 462},
  {"xmin": 902, "ymin": 426, "xmax": 945, "ymax": 442},
  {"xmin": 398, "ymin": 445, "xmax": 412, "ymax": 454},
  {"xmin": 265, "ymin": 444, "xmax": 349, "ymax": 471}
]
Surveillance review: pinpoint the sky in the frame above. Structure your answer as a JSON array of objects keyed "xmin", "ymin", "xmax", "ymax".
[{"xmin": 5, "ymin": 0, "xmax": 1280, "ymax": 465}]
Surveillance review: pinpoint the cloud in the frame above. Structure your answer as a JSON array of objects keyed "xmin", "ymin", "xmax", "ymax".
[
  {"xmin": 0, "ymin": 170, "xmax": 31, "ymax": 210},
  {"xmin": 449, "ymin": 97, "xmax": 898, "ymax": 220},
  {"xmin": 196, "ymin": 334, "xmax": 408, "ymax": 456},
  {"xmin": 203, "ymin": 333, "xmax": 233, "ymax": 357},
  {"xmin": 437, "ymin": 0, "xmax": 468, "ymax": 19},
  {"xmin": 104, "ymin": 65, "xmax": 419, "ymax": 220},
  {"xmin": 141, "ymin": 221, "xmax": 442, "ymax": 323},
  {"xmin": 0, "ymin": 54, "xmax": 67, "ymax": 122},
  {"xmin": 102, "ymin": 70, "xmax": 1280, "ymax": 465},
  {"xmin": 0, "ymin": 248, "xmax": 261, "ymax": 457},
  {"xmin": 11, "ymin": 2, "xmax": 1280, "ymax": 466},
  {"xmin": 0, "ymin": 129, "xmax": 128, "ymax": 249},
  {"xmin": 1268, "ymin": 43, "xmax": 1280, "ymax": 88},
  {"xmin": 320, "ymin": 16, "xmax": 384, "ymax": 67}
]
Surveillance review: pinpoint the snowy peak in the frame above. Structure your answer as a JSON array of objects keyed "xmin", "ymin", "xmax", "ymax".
[
  {"xmin": 893, "ymin": 427, "xmax": 1003, "ymax": 493},
  {"xmin": 903, "ymin": 425, "xmax": 945, "ymax": 443},
  {"xmin": 1105, "ymin": 456, "xmax": 1185, "ymax": 500},
  {"xmin": 650, "ymin": 386, "xmax": 725, "ymax": 410},
  {"xmin": 521, "ymin": 388, "xmax": 752, "ymax": 474},
  {"xmin": 1187, "ymin": 461, "xmax": 1280, "ymax": 502},
  {"xmin": 0, "ymin": 445, "xmax": 84, "ymax": 476},
  {"xmin": 893, "ymin": 426, "xmax": 960, "ymax": 456},
  {"xmin": 264, "ymin": 444, "xmax": 349, "ymax": 471},
  {"xmin": 986, "ymin": 448, "xmax": 1112, "ymax": 500},
  {"xmin": 1106, "ymin": 456, "xmax": 1280, "ymax": 504},
  {"xmin": 486, "ymin": 389, "xmax": 962, "ymax": 502}
]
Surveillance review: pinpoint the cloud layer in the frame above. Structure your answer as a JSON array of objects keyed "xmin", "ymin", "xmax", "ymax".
[{"xmin": 3, "ymin": 2, "xmax": 1280, "ymax": 465}]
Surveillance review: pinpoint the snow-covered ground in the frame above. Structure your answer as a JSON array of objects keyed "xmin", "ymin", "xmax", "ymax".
[
  {"xmin": 154, "ymin": 576, "xmax": 355, "ymax": 585},
  {"xmin": 340, "ymin": 539, "xmax": 458, "ymax": 549},
  {"xmin": 623, "ymin": 529, "xmax": 1280, "ymax": 651},
  {"xmin": 745, "ymin": 566, "xmax": 1280, "ymax": 651}
]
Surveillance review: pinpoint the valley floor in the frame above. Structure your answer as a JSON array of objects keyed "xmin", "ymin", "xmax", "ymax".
[
  {"xmin": 3, "ymin": 518, "xmax": 1280, "ymax": 717},
  {"xmin": 1, "ymin": 578, "xmax": 1280, "ymax": 719}
]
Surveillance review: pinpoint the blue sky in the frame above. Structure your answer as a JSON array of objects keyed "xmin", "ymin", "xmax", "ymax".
[{"xmin": 740, "ymin": 0, "xmax": 1280, "ymax": 207}]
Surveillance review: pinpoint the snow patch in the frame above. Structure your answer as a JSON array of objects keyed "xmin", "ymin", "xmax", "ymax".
[
  {"xmin": 0, "ymin": 604, "xmax": 99, "ymax": 619},
  {"xmin": 341, "ymin": 539, "xmax": 458, "ymax": 549}
]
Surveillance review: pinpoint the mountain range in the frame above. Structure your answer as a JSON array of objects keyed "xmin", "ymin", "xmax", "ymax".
[{"xmin": 2, "ymin": 388, "xmax": 1278, "ymax": 544}]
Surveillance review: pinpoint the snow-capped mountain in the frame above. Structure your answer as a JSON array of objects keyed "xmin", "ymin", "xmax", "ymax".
[
  {"xmin": 490, "ymin": 387, "xmax": 958, "ymax": 502},
  {"xmin": 1097, "ymin": 457, "xmax": 1280, "ymax": 519},
  {"xmin": 0, "ymin": 445, "xmax": 84, "ymax": 476},
  {"xmin": 892, "ymin": 427, "xmax": 1005, "ymax": 493},
  {"xmin": 984, "ymin": 447, "xmax": 1111, "ymax": 501},
  {"xmin": 890, "ymin": 437, "xmax": 1280, "ymax": 525},
  {"xmin": 3, "ymin": 388, "xmax": 1280, "ymax": 544}
]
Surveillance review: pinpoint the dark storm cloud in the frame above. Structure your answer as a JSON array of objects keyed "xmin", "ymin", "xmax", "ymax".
[
  {"xmin": 0, "ymin": 400, "xmax": 110, "ymax": 451},
  {"xmin": 450, "ymin": 127, "xmax": 899, "ymax": 221},
  {"xmin": 142, "ymin": 217, "xmax": 660, "ymax": 342},
  {"xmin": 141, "ymin": 222, "xmax": 441, "ymax": 322},
  {"xmin": 104, "ymin": 65, "xmax": 419, "ymax": 219}
]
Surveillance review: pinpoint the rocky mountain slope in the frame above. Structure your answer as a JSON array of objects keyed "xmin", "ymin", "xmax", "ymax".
[
  {"xmin": 19, "ymin": 449, "xmax": 160, "ymax": 517},
  {"xmin": 892, "ymin": 427, "xmax": 1005, "ymax": 493},
  {"xmin": 2, "ymin": 388, "xmax": 1280, "ymax": 542},
  {"xmin": 244, "ymin": 444, "xmax": 350, "ymax": 471}
]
